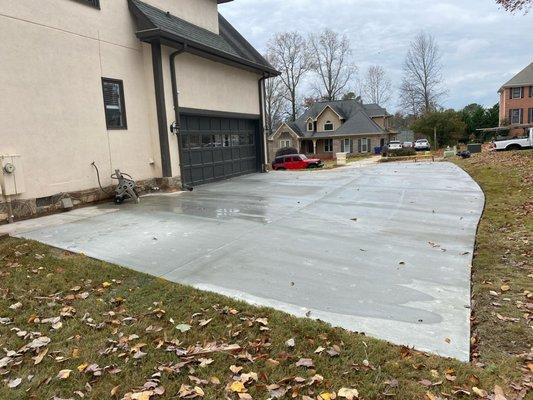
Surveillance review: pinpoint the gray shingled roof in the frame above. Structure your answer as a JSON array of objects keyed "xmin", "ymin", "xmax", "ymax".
[
  {"xmin": 128, "ymin": 0, "xmax": 276, "ymax": 74},
  {"xmin": 500, "ymin": 62, "xmax": 533, "ymax": 90},
  {"xmin": 286, "ymin": 100, "xmax": 388, "ymax": 139}
]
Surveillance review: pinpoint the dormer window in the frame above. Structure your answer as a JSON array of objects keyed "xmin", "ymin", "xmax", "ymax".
[
  {"xmin": 307, "ymin": 122, "xmax": 313, "ymax": 131},
  {"xmin": 324, "ymin": 121, "xmax": 334, "ymax": 131}
]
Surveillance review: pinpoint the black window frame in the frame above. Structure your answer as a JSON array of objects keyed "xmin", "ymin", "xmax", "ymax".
[
  {"xmin": 510, "ymin": 87, "xmax": 523, "ymax": 99},
  {"xmin": 530, "ymin": 86, "xmax": 533, "ymax": 98},
  {"xmin": 72, "ymin": 0, "xmax": 100, "ymax": 9},
  {"xmin": 324, "ymin": 121, "xmax": 334, "ymax": 131},
  {"xmin": 509, "ymin": 108, "xmax": 522, "ymax": 125},
  {"xmin": 324, "ymin": 139, "xmax": 333, "ymax": 152},
  {"xmin": 101, "ymin": 77, "xmax": 128, "ymax": 130},
  {"xmin": 529, "ymin": 108, "xmax": 533, "ymax": 123}
]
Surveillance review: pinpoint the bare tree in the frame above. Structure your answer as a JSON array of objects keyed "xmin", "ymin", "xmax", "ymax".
[
  {"xmin": 362, "ymin": 65, "xmax": 392, "ymax": 106},
  {"xmin": 309, "ymin": 29, "xmax": 356, "ymax": 101},
  {"xmin": 495, "ymin": 0, "xmax": 531, "ymax": 12},
  {"xmin": 263, "ymin": 52, "xmax": 288, "ymax": 134},
  {"xmin": 400, "ymin": 32, "xmax": 445, "ymax": 115},
  {"xmin": 267, "ymin": 32, "xmax": 312, "ymax": 121},
  {"xmin": 398, "ymin": 79, "xmax": 421, "ymax": 116}
]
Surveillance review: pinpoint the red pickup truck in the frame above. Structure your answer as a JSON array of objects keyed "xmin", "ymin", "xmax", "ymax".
[{"xmin": 272, "ymin": 154, "xmax": 323, "ymax": 170}]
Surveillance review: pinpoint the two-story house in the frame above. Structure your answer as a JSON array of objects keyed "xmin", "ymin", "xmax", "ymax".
[
  {"xmin": 498, "ymin": 62, "xmax": 533, "ymax": 135},
  {"xmin": 0, "ymin": 0, "xmax": 278, "ymax": 222},
  {"xmin": 267, "ymin": 99, "xmax": 393, "ymax": 161}
]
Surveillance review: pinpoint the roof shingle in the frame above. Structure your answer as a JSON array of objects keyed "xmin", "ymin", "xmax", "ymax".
[{"xmin": 128, "ymin": 0, "xmax": 277, "ymax": 74}]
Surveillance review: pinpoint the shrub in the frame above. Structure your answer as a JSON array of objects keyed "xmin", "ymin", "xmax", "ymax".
[
  {"xmin": 383, "ymin": 148, "xmax": 417, "ymax": 157},
  {"xmin": 275, "ymin": 147, "xmax": 299, "ymax": 157}
]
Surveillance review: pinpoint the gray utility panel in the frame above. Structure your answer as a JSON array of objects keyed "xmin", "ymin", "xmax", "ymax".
[{"xmin": 179, "ymin": 114, "xmax": 260, "ymax": 186}]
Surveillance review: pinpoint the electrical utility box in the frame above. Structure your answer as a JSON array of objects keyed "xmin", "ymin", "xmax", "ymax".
[{"xmin": 0, "ymin": 155, "xmax": 25, "ymax": 196}]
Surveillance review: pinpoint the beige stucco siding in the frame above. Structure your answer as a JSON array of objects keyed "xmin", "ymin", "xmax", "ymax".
[
  {"xmin": 145, "ymin": 0, "xmax": 220, "ymax": 33},
  {"xmin": 316, "ymin": 107, "xmax": 342, "ymax": 132},
  {"xmin": 171, "ymin": 51, "xmax": 261, "ymax": 115},
  {"xmin": 0, "ymin": 0, "xmax": 162, "ymax": 200}
]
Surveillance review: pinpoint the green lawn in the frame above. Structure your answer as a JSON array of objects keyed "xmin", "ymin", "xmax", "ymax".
[{"xmin": 0, "ymin": 150, "xmax": 531, "ymax": 399}]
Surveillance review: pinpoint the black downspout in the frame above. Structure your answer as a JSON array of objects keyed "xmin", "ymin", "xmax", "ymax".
[
  {"xmin": 151, "ymin": 42, "xmax": 172, "ymax": 177},
  {"xmin": 170, "ymin": 44, "xmax": 187, "ymax": 185},
  {"xmin": 258, "ymin": 73, "xmax": 269, "ymax": 171}
]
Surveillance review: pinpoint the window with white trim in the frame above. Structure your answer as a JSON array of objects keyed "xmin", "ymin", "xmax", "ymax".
[
  {"xmin": 280, "ymin": 139, "xmax": 291, "ymax": 148},
  {"xmin": 511, "ymin": 87, "xmax": 523, "ymax": 99},
  {"xmin": 509, "ymin": 109, "xmax": 522, "ymax": 124},
  {"xmin": 307, "ymin": 121, "xmax": 313, "ymax": 131},
  {"xmin": 324, "ymin": 121, "xmax": 334, "ymax": 131},
  {"xmin": 360, "ymin": 138, "xmax": 369, "ymax": 153},
  {"xmin": 324, "ymin": 139, "xmax": 333, "ymax": 152}
]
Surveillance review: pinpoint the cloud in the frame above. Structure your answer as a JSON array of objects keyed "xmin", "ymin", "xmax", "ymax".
[{"xmin": 221, "ymin": 0, "xmax": 533, "ymax": 111}]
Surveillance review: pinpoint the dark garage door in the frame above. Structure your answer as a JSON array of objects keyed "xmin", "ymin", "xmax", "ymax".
[{"xmin": 179, "ymin": 114, "xmax": 260, "ymax": 186}]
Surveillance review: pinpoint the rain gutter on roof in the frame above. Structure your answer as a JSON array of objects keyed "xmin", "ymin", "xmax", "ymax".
[{"xmin": 135, "ymin": 28, "xmax": 279, "ymax": 76}]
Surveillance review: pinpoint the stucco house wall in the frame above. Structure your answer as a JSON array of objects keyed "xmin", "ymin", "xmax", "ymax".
[{"xmin": 0, "ymin": 0, "xmax": 263, "ymax": 214}]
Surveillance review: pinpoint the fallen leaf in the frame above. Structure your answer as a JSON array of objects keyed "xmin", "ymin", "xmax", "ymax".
[
  {"xmin": 8, "ymin": 378, "xmax": 22, "ymax": 389},
  {"xmin": 338, "ymin": 387, "xmax": 359, "ymax": 399},
  {"xmin": 472, "ymin": 387, "xmax": 488, "ymax": 398},
  {"xmin": 493, "ymin": 385, "xmax": 507, "ymax": 400},
  {"xmin": 176, "ymin": 324, "xmax": 192, "ymax": 333},
  {"xmin": 295, "ymin": 358, "xmax": 314, "ymax": 368},
  {"xmin": 285, "ymin": 338, "xmax": 295, "ymax": 348},
  {"xmin": 34, "ymin": 348, "xmax": 48, "ymax": 365},
  {"xmin": 57, "ymin": 369, "xmax": 72, "ymax": 380},
  {"xmin": 229, "ymin": 381, "xmax": 246, "ymax": 393}
]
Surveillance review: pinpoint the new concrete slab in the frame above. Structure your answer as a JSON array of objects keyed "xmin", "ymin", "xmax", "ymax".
[{"xmin": 8, "ymin": 161, "xmax": 484, "ymax": 361}]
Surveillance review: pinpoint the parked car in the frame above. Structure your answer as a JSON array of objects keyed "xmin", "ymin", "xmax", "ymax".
[
  {"xmin": 491, "ymin": 128, "xmax": 533, "ymax": 151},
  {"xmin": 272, "ymin": 154, "xmax": 323, "ymax": 170},
  {"xmin": 414, "ymin": 139, "xmax": 431, "ymax": 151},
  {"xmin": 387, "ymin": 141, "xmax": 402, "ymax": 150},
  {"xmin": 403, "ymin": 141, "xmax": 413, "ymax": 148}
]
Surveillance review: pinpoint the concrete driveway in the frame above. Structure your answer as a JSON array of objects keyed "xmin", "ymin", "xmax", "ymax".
[{"xmin": 6, "ymin": 161, "xmax": 484, "ymax": 361}]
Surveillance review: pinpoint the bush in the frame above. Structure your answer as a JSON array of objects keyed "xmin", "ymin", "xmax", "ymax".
[
  {"xmin": 383, "ymin": 148, "xmax": 417, "ymax": 157},
  {"xmin": 275, "ymin": 147, "xmax": 299, "ymax": 157}
]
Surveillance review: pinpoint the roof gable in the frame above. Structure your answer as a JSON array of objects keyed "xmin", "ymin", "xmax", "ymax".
[
  {"xmin": 291, "ymin": 99, "xmax": 388, "ymax": 137},
  {"xmin": 500, "ymin": 62, "xmax": 533, "ymax": 90},
  {"xmin": 128, "ymin": 0, "xmax": 278, "ymax": 75}
]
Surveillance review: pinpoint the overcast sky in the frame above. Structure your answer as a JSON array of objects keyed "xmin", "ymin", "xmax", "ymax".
[{"xmin": 220, "ymin": 0, "xmax": 532, "ymax": 112}]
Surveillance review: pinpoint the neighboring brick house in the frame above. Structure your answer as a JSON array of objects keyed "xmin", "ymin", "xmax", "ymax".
[
  {"xmin": 267, "ymin": 99, "xmax": 393, "ymax": 161},
  {"xmin": 498, "ymin": 62, "xmax": 533, "ymax": 135}
]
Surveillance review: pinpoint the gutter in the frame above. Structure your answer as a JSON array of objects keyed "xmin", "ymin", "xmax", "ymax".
[{"xmin": 136, "ymin": 29, "xmax": 279, "ymax": 76}]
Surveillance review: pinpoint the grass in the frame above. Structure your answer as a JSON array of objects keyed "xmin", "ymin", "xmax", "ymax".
[
  {"xmin": 453, "ymin": 150, "xmax": 532, "ymax": 385},
  {"xmin": 0, "ymin": 150, "xmax": 531, "ymax": 399}
]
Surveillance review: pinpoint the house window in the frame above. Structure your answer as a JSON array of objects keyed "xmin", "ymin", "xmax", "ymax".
[
  {"xmin": 509, "ymin": 109, "xmax": 522, "ymax": 124},
  {"xmin": 324, "ymin": 121, "xmax": 334, "ymax": 131},
  {"xmin": 72, "ymin": 0, "xmax": 100, "ymax": 8},
  {"xmin": 530, "ymin": 86, "xmax": 533, "ymax": 98},
  {"xmin": 342, "ymin": 138, "xmax": 351, "ymax": 153},
  {"xmin": 324, "ymin": 139, "xmax": 333, "ymax": 152},
  {"xmin": 102, "ymin": 78, "xmax": 127, "ymax": 130},
  {"xmin": 511, "ymin": 87, "xmax": 523, "ymax": 99},
  {"xmin": 360, "ymin": 138, "xmax": 369, "ymax": 153},
  {"xmin": 529, "ymin": 108, "xmax": 533, "ymax": 123},
  {"xmin": 307, "ymin": 122, "xmax": 313, "ymax": 131},
  {"xmin": 280, "ymin": 139, "xmax": 291, "ymax": 148}
]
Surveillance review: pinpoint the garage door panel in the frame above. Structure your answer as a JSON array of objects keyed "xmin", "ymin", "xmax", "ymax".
[{"xmin": 180, "ymin": 114, "xmax": 259, "ymax": 186}]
